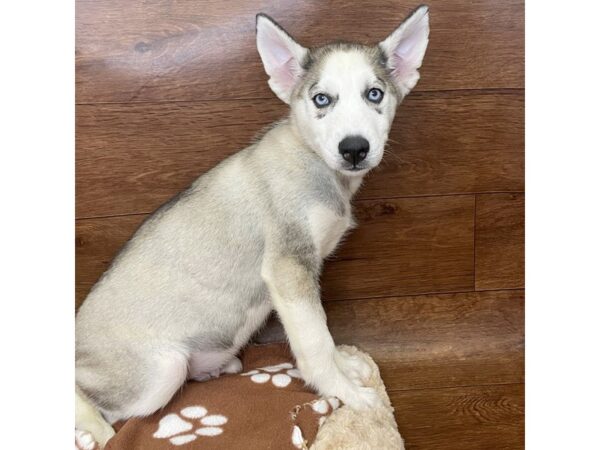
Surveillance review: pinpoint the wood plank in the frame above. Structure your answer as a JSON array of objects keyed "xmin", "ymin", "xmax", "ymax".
[
  {"xmin": 76, "ymin": 195, "xmax": 474, "ymax": 308},
  {"xmin": 76, "ymin": 92, "xmax": 523, "ymax": 218},
  {"xmin": 390, "ymin": 383, "xmax": 524, "ymax": 450},
  {"xmin": 257, "ymin": 289, "xmax": 524, "ymax": 389},
  {"xmin": 326, "ymin": 290, "xmax": 524, "ymax": 390},
  {"xmin": 360, "ymin": 91, "xmax": 524, "ymax": 200},
  {"xmin": 475, "ymin": 193, "xmax": 524, "ymax": 290},
  {"xmin": 322, "ymin": 195, "xmax": 474, "ymax": 300},
  {"xmin": 76, "ymin": 0, "xmax": 523, "ymax": 103}
]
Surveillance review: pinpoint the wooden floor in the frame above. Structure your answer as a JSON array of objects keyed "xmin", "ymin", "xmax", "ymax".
[{"xmin": 76, "ymin": 1, "xmax": 524, "ymax": 448}]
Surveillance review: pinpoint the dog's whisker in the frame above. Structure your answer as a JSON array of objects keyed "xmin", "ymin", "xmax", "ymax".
[{"xmin": 382, "ymin": 146, "xmax": 404, "ymax": 165}]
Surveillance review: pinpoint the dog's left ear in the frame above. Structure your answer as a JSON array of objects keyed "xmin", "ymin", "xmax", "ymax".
[
  {"xmin": 256, "ymin": 14, "xmax": 308, "ymax": 104},
  {"xmin": 379, "ymin": 5, "xmax": 430, "ymax": 97}
]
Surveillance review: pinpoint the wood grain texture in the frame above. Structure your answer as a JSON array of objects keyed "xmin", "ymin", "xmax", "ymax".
[
  {"xmin": 76, "ymin": 0, "xmax": 523, "ymax": 103},
  {"xmin": 475, "ymin": 193, "xmax": 524, "ymax": 290},
  {"xmin": 76, "ymin": 92, "xmax": 523, "ymax": 218},
  {"xmin": 326, "ymin": 290, "xmax": 524, "ymax": 390},
  {"xmin": 75, "ymin": 195, "xmax": 474, "ymax": 308},
  {"xmin": 362, "ymin": 91, "xmax": 524, "ymax": 200},
  {"xmin": 321, "ymin": 195, "xmax": 474, "ymax": 301},
  {"xmin": 391, "ymin": 383, "xmax": 524, "ymax": 450}
]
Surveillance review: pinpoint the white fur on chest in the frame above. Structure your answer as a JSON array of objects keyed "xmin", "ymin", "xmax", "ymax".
[{"xmin": 307, "ymin": 204, "xmax": 352, "ymax": 259}]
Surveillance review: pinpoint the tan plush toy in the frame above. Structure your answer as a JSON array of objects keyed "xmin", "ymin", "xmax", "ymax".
[{"xmin": 310, "ymin": 345, "xmax": 404, "ymax": 450}]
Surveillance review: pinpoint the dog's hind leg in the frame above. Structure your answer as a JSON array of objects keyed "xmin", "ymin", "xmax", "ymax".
[
  {"xmin": 111, "ymin": 351, "xmax": 189, "ymax": 420},
  {"xmin": 77, "ymin": 348, "xmax": 189, "ymax": 430},
  {"xmin": 188, "ymin": 351, "xmax": 242, "ymax": 381},
  {"xmin": 221, "ymin": 356, "xmax": 243, "ymax": 374},
  {"xmin": 75, "ymin": 388, "xmax": 115, "ymax": 449}
]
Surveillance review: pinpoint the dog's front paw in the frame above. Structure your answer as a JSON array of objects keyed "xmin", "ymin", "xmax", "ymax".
[
  {"xmin": 334, "ymin": 349, "xmax": 372, "ymax": 386},
  {"xmin": 336, "ymin": 385, "xmax": 383, "ymax": 411}
]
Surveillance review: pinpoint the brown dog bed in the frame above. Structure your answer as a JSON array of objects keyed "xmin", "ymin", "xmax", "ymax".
[{"xmin": 87, "ymin": 343, "xmax": 403, "ymax": 449}]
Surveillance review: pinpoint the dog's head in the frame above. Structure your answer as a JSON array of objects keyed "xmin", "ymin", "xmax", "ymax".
[{"xmin": 256, "ymin": 6, "xmax": 430, "ymax": 176}]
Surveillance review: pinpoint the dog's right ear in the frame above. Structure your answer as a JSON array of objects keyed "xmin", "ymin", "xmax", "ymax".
[{"xmin": 256, "ymin": 14, "xmax": 308, "ymax": 104}]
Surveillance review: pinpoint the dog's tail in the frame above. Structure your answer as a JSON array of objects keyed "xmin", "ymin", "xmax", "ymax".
[{"xmin": 75, "ymin": 387, "xmax": 115, "ymax": 449}]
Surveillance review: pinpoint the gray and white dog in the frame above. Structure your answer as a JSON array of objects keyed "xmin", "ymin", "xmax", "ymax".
[{"xmin": 76, "ymin": 6, "xmax": 430, "ymax": 447}]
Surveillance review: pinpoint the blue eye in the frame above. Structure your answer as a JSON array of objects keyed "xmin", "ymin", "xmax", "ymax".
[
  {"xmin": 313, "ymin": 93, "xmax": 331, "ymax": 108},
  {"xmin": 366, "ymin": 88, "xmax": 384, "ymax": 103}
]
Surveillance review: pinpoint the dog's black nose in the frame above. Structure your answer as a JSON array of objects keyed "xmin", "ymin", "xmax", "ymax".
[{"xmin": 338, "ymin": 136, "xmax": 370, "ymax": 166}]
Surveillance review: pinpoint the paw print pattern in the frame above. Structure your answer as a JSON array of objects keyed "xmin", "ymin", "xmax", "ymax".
[
  {"xmin": 290, "ymin": 397, "xmax": 340, "ymax": 449},
  {"xmin": 240, "ymin": 362, "xmax": 302, "ymax": 388},
  {"xmin": 153, "ymin": 405, "xmax": 228, "ymax": 446}
]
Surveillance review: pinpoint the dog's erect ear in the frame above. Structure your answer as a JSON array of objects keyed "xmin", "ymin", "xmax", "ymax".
[
  {"xmin": 379, "ymin": 5, "xmax": 430, "ymax": 97},
  {"xmin": 256, "ymin": 14, "xmax": 308, "ymax": 104}
]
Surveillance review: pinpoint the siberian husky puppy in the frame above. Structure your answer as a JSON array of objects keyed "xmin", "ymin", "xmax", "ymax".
[{"xmin": 75, "ymin": 6, "xmax": 430, "ymax": 447}]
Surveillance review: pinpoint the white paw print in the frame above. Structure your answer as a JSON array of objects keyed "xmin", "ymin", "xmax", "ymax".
[
  {"xmin": 240, "ymin": 362, "xmax": 302, "ymax": 388},
  {"xmin": 153, "ymin": 405, "xmax": 228, "ymax": 446}
]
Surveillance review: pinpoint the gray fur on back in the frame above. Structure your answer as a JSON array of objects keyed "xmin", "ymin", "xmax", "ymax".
[{"xmin": 75, "ymin": 120, "xmax": 353, "ymax": 415}]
